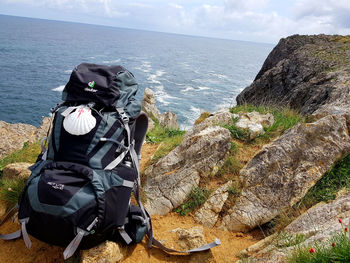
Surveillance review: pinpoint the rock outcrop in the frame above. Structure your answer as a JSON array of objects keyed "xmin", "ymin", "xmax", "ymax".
[
  {"xmin": 238, "ymin": 192, "xmax": 350, "ymax": 263},
  {"xmin": 144, "ymin": 126, "xmax": 231, "ymax": 215},
  {"xmin": 235, "ymin": 111, "xmax": 274, "ymax": 139},
  {"xmin": 2, "ymin": 163, "xmax": 32, "ymax": 180},
  {"xmin": 194, "ymin": 181, "xmax": 232, "ymax": 227},
  {"xmin": 81, "ymin": 241, "xmax": 126, "ymax": 263},
  {"xmin": 142, "ymin": 88, "xmax": 179, "ymax": 129},
  {"xmin": 236, "ymin": 34, "xmax": 350, "ymax": 117},
  {"xmin": 0, "ymin": 117, "xmax": 51, "ymax": 159},
  {"xmin": 220, "ymin": 114, "xmax": 350, "ymax": 232}
]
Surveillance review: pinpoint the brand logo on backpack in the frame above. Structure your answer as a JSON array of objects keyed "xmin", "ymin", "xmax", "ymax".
[
  {"xmin": 47, "ymin": 182, "xmax": 65, "ymax": 190},
  {"xmin": 85, "ymin": 81, "xmax": 98, "ymax": 93}
]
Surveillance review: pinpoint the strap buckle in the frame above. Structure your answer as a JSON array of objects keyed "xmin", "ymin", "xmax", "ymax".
[{"xmin": 116, "ymin": 108, "xmax": 129, "ymax": 123}]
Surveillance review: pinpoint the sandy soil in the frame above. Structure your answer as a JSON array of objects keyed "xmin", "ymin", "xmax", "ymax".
[{"xmin": 0, "ymin": 143, "xmax": 264, "ymax": 262}]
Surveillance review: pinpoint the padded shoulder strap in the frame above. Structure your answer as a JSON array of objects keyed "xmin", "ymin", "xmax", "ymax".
[{"xmin": 134, "ymin": 112, "xmax": 149, "ymax": 157}]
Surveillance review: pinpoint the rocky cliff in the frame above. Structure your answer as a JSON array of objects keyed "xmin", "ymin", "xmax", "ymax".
[{"xmin": 236, "ymin": 34, "xmax": 350, "ymax": 117}]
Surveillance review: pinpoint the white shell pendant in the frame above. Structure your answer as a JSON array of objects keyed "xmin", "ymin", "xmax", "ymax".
[{"xmin": 63, "ymin": 106, "xmax": 96, "ymax": 136}]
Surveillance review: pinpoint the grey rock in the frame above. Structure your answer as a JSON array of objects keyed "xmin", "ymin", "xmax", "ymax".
[
  {"xmin": 144, "ymin": 126, "xmax": 231, "ymax": 215},
  {"xmin": 236, "ymin": 34, "xmax": 350, "ymax": 116},
  {"xmin": 235, "ymin": 111, "xmax": 274, "ymax": 139},
  {"xmin": 186, "ymin": 108, "xmax": 235, "ymax": 138},
  {"xmin": 220, "ymin": 114, "xmax": 350, "ymax": 232},
  {"xmin": 194, "ymin": 181, "xmax": 232, "ymax": 227},
  {"xmin": 241, "ymin": 193, "xmax": 350, "ymax": 263},
  {"xmin": 141, "ymin": 87, "xmax": 161, "ymax": 120},
  {"xmin": 159, "ymin": 111, "xmax": 179, "ymax": 130},
  {"xmin": 141, "ymin": 87, "xmax": 179, "ymax": 130}
]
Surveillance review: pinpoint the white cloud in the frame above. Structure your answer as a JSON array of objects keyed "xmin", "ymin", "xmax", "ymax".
[
  {"xmin": 224, "ymin": 0, "xmax": 270, "ymax": 11},
  {"xmin": 2, "ymin": 0, "xmax": 350, "ymax": 43}
]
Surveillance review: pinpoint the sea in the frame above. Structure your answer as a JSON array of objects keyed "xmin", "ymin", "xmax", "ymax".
[{"xmin": 0, "ymin": 14, "xmax": 273, "ymax": 129}]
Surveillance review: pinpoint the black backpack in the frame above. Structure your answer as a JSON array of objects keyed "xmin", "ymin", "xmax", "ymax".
[{"xmin": 0, "ymin": 63, "xmax": 220, "ymax": 259}]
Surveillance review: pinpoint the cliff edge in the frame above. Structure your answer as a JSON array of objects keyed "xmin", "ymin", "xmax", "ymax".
[{"xmin": 236, "ymin": 34, "xmax": 350, "ymax": 117}]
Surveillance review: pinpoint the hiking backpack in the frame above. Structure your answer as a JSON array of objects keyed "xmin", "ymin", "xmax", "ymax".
[{"xmin": 0, "ymin": 63, "xmax": 220, "ymax": 259}]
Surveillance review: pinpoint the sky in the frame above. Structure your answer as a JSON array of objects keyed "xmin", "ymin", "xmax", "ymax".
[{"xmin": 1, "ymin": 0, "xmax": 350, "ymax": 43}]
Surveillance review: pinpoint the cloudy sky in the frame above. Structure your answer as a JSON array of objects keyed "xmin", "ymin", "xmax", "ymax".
[{"xmin": 1, "ymin": 0, "xmax": 350, "ymax": 43}]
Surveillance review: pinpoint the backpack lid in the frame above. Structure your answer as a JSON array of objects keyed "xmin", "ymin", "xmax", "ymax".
[{"xmin": 62, "ymin": 63, "xmax": 128, "ymax": 107}]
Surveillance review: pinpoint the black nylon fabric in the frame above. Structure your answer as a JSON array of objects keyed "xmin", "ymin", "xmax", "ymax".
[{"xmin": 63, "ymin": 63, "xmax": 125, "ymax": 108}]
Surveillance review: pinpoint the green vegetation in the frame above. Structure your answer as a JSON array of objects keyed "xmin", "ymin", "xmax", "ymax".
[
  {"xmin": 0, "ymin": 177, "xmax": 27, "ymax": 207},
  {"xmin": 0, "ymin": 141, "xmax": 41, "ymax": 171},
  {"xmin": 146, "ymin": 123, "xmax": 185, "ymax": 163},
  {"xmin": 194, "ymin": 111, "xmax": 211, "ymax": 125},
  {"xmin": 174, "ymin": 187, "xmax": 211, "ymax": 216},
  {"xmin": 288, "ymin": 230, "xmax": 350, "ymax": 263},
  {"xmin": 298, "ymin": 154, "xmax": 350, "ymax": 208},
  {"xmin": 275, "ymin": 233, "xmax": 307, "ymax": 248},
  {"xmin": 229, "ymin": 104, "xmax": 303, "ymax": 142}
]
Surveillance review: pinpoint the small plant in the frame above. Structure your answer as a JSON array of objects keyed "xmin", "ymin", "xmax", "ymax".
[
  {"xmin": 288, "ymin": 219, "xmax": 350, "ymax": 263},
  {"xmin": 0, "ymin": 178, "xmax": 27, "ymax": 207},
  {"xmin": 174, "ymin": 187, "xmax": 211, "ymax": 216},
  {"xmin": 224, "ymin": 124, "xmax": 251, "ymax": 141},
  {"xmin": 228, "ymin": 183, "xmax": 240, "ymax": 197}
]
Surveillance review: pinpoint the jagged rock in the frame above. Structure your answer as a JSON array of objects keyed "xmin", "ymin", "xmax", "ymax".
[
  {"xmin": 81, "ymin": 241, "xmax": 126, "ymax": 263},
  {"xmin": 186, "ymin": 108, "xmax": 235, "ymax": 138},
  {"xmin": 2, "ymin": 162, "xmax": 32, "ymax": 180},
  {"xmin": 194, "ymin": 181, "xmax": 232, "ymax": 227},
  {"xmin": 236, "ymin": 34, "xmax": 350, "ymax": 116},
  {"xmin": 159, "ymin": 111, "xmax": 179, "ymax": 130},
  {"xmin": 235, "ymin": 111, "xmax": 274, "ymax": 139},
  {"xmin": 144, "ymin": 126, "xmax": 231, "ymax": 215},
  {"xmin": 141, "ymin": 88, "xmax": 179, "ymax": 130},
  {"xmin": 141, "ymin": 88, "xmax": 161, "ymax": 120},
  {"xmin": 220, "ymin": 114, "xmax": 350, "ymax": 232},
  {"xmin": 240, "ymin": 193, "xmax": 350, "ymax": 263}
]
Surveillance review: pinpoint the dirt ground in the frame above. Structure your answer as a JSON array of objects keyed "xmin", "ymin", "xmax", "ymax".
[{"xmin": 0, "ymin": 143, "xmax": 264, "ymax": 262}]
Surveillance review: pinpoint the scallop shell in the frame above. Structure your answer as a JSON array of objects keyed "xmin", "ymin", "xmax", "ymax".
[{"xmin": 63, "ymin": 106, "xmax": 96, "ymax": 135}]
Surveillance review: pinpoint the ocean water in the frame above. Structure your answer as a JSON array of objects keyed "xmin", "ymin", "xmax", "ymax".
[{"xmin": 0, "ymin": 15, "xmax": 273, "ymax": 129}]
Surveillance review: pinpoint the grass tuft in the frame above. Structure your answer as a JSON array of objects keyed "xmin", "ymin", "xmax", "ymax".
[
  {"xmin": 0, "ymin": 178, "xmax": 27, "ymax": 207},
  {"xmin": 298, "ymin": 154, "xmax": 350, "ymax": 208},
  {"xmin": 174, "ymin": 187, "xmax": 211, "ymax": 216},
  {"xmin": 0, "ymin": 141, "xmax": 41, "ymax": 171},
  {"xmin": 146, "ymin": 123, "xmax": 185, "ymax": 164}
]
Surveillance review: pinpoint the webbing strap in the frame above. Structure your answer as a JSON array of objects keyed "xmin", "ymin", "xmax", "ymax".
[
  {"xmin": 104, "ymin": 150, "xmax": 128, "ymax": 170},
  {"xmin": 122, "ymin": 180, "xmax": 134, "ymax": 188},
  {"xmin": 0, "ymin": 230, "xmax": 22, "ymax": 240},
  {"xmin": 0, "ymin": 204, "xmax": 21, "ymax": 241},
  {"xmin": 151, "ymin": 237, "xmax": 221, "ymax": 254},
  {"xmin": 118, "ymin": 228, "xmax": 132, "ymax": 244},
  {"xmin": 19, "ymin": 218, "xmax": 31, "ymax": 248},
  {"xmin": 63, "ymin": 228, "xmax": 87, "ymax": 259},
  {"xmin": 63, "ymin": 217, "xmax": 98, "ymax": 259}
]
